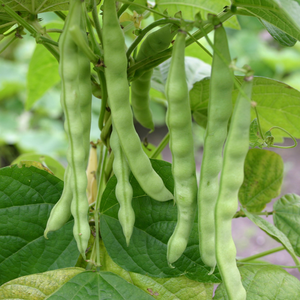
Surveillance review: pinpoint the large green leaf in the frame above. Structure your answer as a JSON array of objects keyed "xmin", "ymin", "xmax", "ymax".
[
  {"xmin": 100, "ymin": 240, "xmax": 214, "ymax": 300},
  {"xmin": 26, "ymin": 44, "xmax": 60, "ymax": 110},
  {"xmin": 190, "ymin": 76, "xmax": 300, "ymax": 140},
  {"xmin": 154, "ymin": 0, "xmax": 240, "ymax": 29},
  {"xmin": 241, "ymin": 208, "xmax": 300, "ymax": 268},
  {"xmin": 239, "ymin": 149, "xmax": 284, "ymax": 212},
  {"xmin": 273, "ymin": 194, "xmax": 300, "ymax": 257},
  {"xmin": 0, "ymin": 165, "xmax": 79, "ymax": 285},
  {"xmin": 45, "ymin": 271, "xmax": 155, "ymax": 300},
  {"xmin": 233, "ymin": 0, "xmax": 300, "ymax": 41},
  {"xmin": 100, "ymin": 159, "xmax": 221, "ymax": 283},
  {"xmin": 0, "ymin": 268, "xmax": 84, "ymax": 299},
  {"xmin": 214, "ymin": 264, "xmax": 300, "ymax": 299}
]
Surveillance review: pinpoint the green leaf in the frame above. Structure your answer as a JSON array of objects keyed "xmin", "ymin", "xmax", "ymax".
[
  {"xmin": 239, "ymin": 149, "xmax": 284, "ymax": 212},
  {"xmin": 45, "ymin": 271, "xmax": 155, "ymax": 300},
  {"xmin": 0, "ymin": 267, "xmax": 84, "ymax": 299},
  {"xmin": 260, "ymin": 19, "xmax": 297, "ymax": 47},
  {"xmin": 0, "ymin": 165, "xmax": 79, "ymax": 285},
  {"xmin": 273, "ymin": 194, "xmax": 300, "ymax": 257},
  {"xmin": 233, "ymin": 0, "xmax": 300, "ymax": 41},
  {"xmin": 154, "ymin": 0, "xmax": 240, "ymax": 29},
  {"xmin": 241, "ymin": 208, "xmax": 300, "ymax": 268},
  {"xmin": 0, "ymin": 1, "xmax": 69, "ymax": 13},
  {"xmin": 190, "ymin": 76, "xmax": 300, "ymax": 138},
  {"xmin": 26, "ymin": 45, "xmax": 60, "ymax": 110},
  {"xmin": 214, "ymin": 264, "xmax": 300, "ymax": 299},
  {"xmin": 99, "ymin": 239, "xmax": 214, "ymax": 300},
  {"xmin": 100, "ymin": 159, "xmax": 221, "ymax": 283},
  {"xmin": 11, "ymin": 153, "xmax": 65, "ymax": 180}
]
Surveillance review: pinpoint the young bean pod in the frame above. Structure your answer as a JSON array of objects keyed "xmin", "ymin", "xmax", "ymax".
[
  {"xmin": 131, "ymin": 25, "xmax": 176, "ymax": 130},
  {"xmin": 44, "ymin": 167, "xmax": 72, "ymax": 238},
  {"xmin": 102, "ymin": 0, "xmax": 173, "ymax": 202},
  {"xmin": 215, "ymin": 75, "xmax": 253, "ymax": 300},
  {"xmin": 197, "ymin": 21, "xmax": 233, "ymax": 273},
  {"xmin": 165, "ymin": 30, "xmax": 198, "ymax": 265},
  {"xmin": 110, "ymin": 126, "xmax": 135, "ymax": 246},
  {"xmin": 59, "ymin": 0, "xmax": 91, "ymax": 259}
]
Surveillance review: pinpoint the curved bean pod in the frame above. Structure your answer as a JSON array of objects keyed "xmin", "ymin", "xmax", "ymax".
[
  {"xmin": 110, "ymin": 126, "xmax": 135, "ymax": 246},
  {"xmin": 102, "ymin": 0, "xmax": 173, "ymax": 202},
  {"xmin": 215, "ymin": 76, "xmax": 253, "ymax": 300},
  {"xmin": 59, "ymin": 0, "xmax": 91, "ymax": 259},
  {"xmin": 131, "ymin": 25, "xmax": 176, "ymax": 130},
  {"xmin": 165, "ymin": 30, "xmax": 198, "ymax": 265},
  {"xmin": 197, "ymin": 21, "xmax": 233, "ymax": 273}
]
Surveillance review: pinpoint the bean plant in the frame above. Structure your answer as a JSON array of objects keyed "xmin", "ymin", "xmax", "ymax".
[{"xmin": 0, "ymin": 0, "xmax": 300, "ymax": 299}]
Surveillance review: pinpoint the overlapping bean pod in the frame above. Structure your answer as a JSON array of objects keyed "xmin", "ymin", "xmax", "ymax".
[
  {"xmin": 44, "ymin": 0, "xmax": 91, "ymax": 259},
  {"xmin": 165, "ymin": 30, "xmax": 198, "ymax": 265},
  {"xmin": 131, "ymin": 24, "xmax": 176, "ymax": 130},
  {"xmin": 102, "ymin": 0, "xmax": 173, "ymax": 202},
  {"xmin": 215, "ymin": 76, "xmax": 253, "ymax": 300},
  {"xmin": 197, "ymin": 21, "xmax": 233, "ymax": 273},
  {"xmin": 110, "ymin": 126, "xmax": 135, "ymax": 246}
]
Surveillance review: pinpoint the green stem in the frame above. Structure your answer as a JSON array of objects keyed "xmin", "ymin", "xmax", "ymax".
[
  {"xmin": 118, "ymin": 0, "xmax": 167, "ymax": 18},
  {"xmin": 91, "ymin": 0, "xmax": 103, "ymax": 46},
  {"xmin": 117, "ymin": 0, "xmax": 134, "ymax": 18},
  {"xmin": 126, "ymin": 18, "xmax": 180, "ymax": 59},
  {"xmin": 85, "ymin": 9, "xmax": 102, "ymax": 56},
  {"xmin": 97, "ymin": 70, "xmax": 108, "ymax": 131},
  {"xmin": 269, "ymin": 126, "xmax": 298, "ymax": 149},
  {"xmin": 104, "ymin": 152, "xmax": 114, "ymax": 181},
  {"xmin": 46, "ymin": 28, "xmax": 63, "ymax": 33},
  {"xmin": 233, "ymin": 210, "xmax": 273, "ymax": 218},
  {"xmin": 237, "ymin": 261, "xmax": 300, "ymax": 268},
  {"xmin": 127, "ymin": 9, "xmax": 234, "ymax": 77},
  {"xmin": 37, "ymin": 36, "xmax": 59, "ymax": 47},
  {"xmin": 150, "ymin": 132, "xmax": 170, "ymax": 159},
  {"xmin": 238, "ymin": 246, "xmax": 285, "ymax": 262},
  {"xmin": 69, "ymin": 24, "xmax": 99, "ymax": 64},
  {"xmin": 0, "ymin": 35, "xmax": 17, "ymax": 54},
  {"xmin": 254, "ymin": 106, "xmax": 265, "ymax": 140},
  {"xmin": 100, "ymin": 115, "xmax": 112, "ymax": 143},
  {"xmin": 186, "ymin": 30, "xmax": 212, "ymax": 58},
  {"xmin": 0, "ymin": 1, "xmax": 36, "ymax": 35},
  {"xmin": 54, "ymin": 11, "xmax": 67, "ymax": 21}
]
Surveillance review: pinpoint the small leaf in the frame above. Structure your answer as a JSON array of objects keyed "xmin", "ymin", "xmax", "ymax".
[
  {"xmin": 274, "ymin": 194, "xmax": 300, "ymax": 256},
  {"xmin": 0, "ymin": 268, "xmax": 84, "ymax": 299},
  {"xmin": 214, "ymin": 264, "xmax": 300, "ymax": 299},
  {"xmin": 239, "ymin": 149, "xmax": 284, "ymax": 212},
  {"xmin": 100, "ymin": 159, "xmax": 221, "ymax": 283},
  {"xmin": 0, "ymin": 165, "xmax": 79, "ymax": 285},
  {"xmin": 241, "ymin": 208, "xmax": 300, "ymax": 268},
  {"xmin": 46, "ymin": 271, "xmax": 155, "ymax": 300}
]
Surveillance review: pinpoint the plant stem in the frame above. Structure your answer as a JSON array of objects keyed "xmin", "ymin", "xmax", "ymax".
[
  {"xmin": 150, "ymin": 132, "xmax": 170, "ymax": 159},
  {"xmin": 96, "ymin": 70, "xmax": 108, "ymax": 131},
  {"xmin": 54, "ymin": 11, "xmax": 66, "ymax": 21},
  {"xmin": 100, "ymin": 115, "xmax": 112, "ymax": 144},
  {"xmin": 117, "ymin": 0, "xmax": 134, "ymax": 18},
  {"xmin": 127, "ymin": 9, "xmax": 233, "ymax": 77},
  {"xmin": 233, "ymin": 210, "xmax": 273, "ymax": 218},
  {"xmin": 238, "ymin": 246, "xmax": 285, "ymax": 262},
  {"xmin": 91, "ymin": 0, "xmax": 103, "ymax": 46},
  {"xmin": 126, "ymin": 18, "xmax": 180, "ymax": 59}
]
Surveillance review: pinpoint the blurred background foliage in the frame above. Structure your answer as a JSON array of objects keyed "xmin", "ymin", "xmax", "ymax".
[{"xmin": 1, "ymin": 11, "xmax": 300, "ymax": 168}]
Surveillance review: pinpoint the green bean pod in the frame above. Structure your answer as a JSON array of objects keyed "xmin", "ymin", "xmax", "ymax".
[
  {"xmin": 59, "ymin": 0, "xmax": 91, "ymax": 259},
  {"xmin": 102, "ymin": 0, "xmax": 173, "ymax": 202},
  {"xmin": 44, "ymin": 167, "xmax": 72, "ymax": 238},
  {"xmin": 215, "ymin": 76, "xmax": 253, "ymax": 300},
  {"xmin": 131, "ymin": 25, "xmax": 176, "ymax": 130},
  {"xmin": 165, "ymin": 31, "xmax": 198, "ymax": 265},
  {"xmin": 197, "ymin": 22, "xmax": 233, "ymax": 273},
  {"xmin": 110, "ymin": 126, "xmax": 135, "ymax": 246}
]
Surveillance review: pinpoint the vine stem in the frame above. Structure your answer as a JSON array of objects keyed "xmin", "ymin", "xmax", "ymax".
[
  {"xmin": 117, "ymin": 0, "xmax": 134, "ymax": 18},
  {"xmin": 233, "ymin": 210, "xmax": 273, "ymax": 218},
  {"xmin": 238, "ymin": 246, "xmax": 285, "ymax": 262},
  {"xmin": 150, "ymin": 132, "xmax": 170, "ymax": 159}
]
